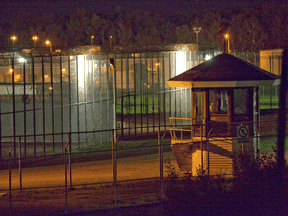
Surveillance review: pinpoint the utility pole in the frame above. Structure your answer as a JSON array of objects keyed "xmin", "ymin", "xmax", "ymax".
[{"xmin": 277, "ymin": 49, "xmax": 288, "ymax": 180}]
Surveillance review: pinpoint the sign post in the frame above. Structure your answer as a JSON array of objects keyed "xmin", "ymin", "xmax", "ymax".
[{"xmin": 237, "ymin": 125, "xmax": 249, "ymax": 143}]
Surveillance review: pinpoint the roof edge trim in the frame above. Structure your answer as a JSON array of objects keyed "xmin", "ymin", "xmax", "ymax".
[{"xmin": 167, "ymin": 79, "xmax": 280, "ymax": 88}]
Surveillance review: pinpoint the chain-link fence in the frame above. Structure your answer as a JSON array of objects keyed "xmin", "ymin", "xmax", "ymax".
[{"xmin": 0, "ymin": 128, "xmax": 174, "ymax": 214}]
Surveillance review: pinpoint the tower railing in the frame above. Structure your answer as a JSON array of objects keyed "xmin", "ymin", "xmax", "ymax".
[{"xmin": 169, "ymin": 117, "xmax": 206, "ymax": 142}]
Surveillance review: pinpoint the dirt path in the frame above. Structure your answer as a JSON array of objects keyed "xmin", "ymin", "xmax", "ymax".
[{"xmin": 0, "ymin": 152, "xmax": 178, "ymax": 215}]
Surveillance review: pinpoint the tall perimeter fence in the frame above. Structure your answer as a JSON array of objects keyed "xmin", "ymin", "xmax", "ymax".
[
  {"xmin": 0, "ymin": 49, "xmax": 284, "ymax": 214},
  {"xmin": 0, "ymin": 116, "xmax": 284, "ymax": 215}
]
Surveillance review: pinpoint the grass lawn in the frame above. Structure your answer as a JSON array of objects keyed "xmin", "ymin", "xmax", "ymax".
[
  {"xmin": 116, "ymin": 95, "xmax": 164, "ymax": 114},
  {"xmin": 259, "ymin": 95, "xmax": 279, "ymax": 109},
  {"xmin": 259, "ymin": 136, "xmax": 288, "ymax": 152},
  {"xmin": 115, "ymin": 93, "xmax": 281, "ymax": 115}
]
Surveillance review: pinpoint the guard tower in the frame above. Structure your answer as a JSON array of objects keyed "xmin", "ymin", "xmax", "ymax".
[{"xmin": 167, "ymin": 53, "xmax": 280, "ymax": 176}]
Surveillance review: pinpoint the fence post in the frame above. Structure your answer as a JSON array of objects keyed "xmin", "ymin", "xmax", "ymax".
[
  {"xmin": 0, "ymin": 100, "xmax": 1, "ymax": 160},
  {"xmin": 207, "ymin": 134, "xmax": 210, "ymax": 176},
  {"xmin": 277, "ymin": 49, "xmax": 287, "ymax": 180},
  {"xmin": 69, "ymin": 133, "xmax": 72, "ymax": 190},
  {"xmin": 9, "ymin": 146, "xmax": 14, "ymax": 212},
  {"xmin": 207, "ymin": 129, "xmax": 212, "ymax": 176},
  {"xmin": 201, "ymin": 125, "xmax": 204, "ymax": 176},
  {"xmin": 270, "ymin": 86, "xmax": 272, "ymax": 109},
  {"xmin": 158, "ymin": 128, "xmax": 164, "ymax": 199},
  {"xmin": 112, "ymin": 130, "xmax": 117, "ymax": 207},
  {"xmin": 19, "ymin": 137, "xmax": 22, "ymax": 190},
  {"xmin": 64, "ymin": 141, "xmax": 69, "ymax": 213}
]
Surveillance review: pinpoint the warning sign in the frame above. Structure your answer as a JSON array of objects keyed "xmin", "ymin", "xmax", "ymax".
[{"xmin": 237, "ymin": 125, "xmax": 249, "ymax": 143}]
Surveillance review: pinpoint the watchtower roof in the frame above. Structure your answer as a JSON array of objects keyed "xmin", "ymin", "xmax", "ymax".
[{"xmin": 168, "ymin": 53, "xmax": 280, "ymax": 88}]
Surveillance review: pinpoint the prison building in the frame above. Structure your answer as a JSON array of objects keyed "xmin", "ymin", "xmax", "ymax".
[{"xmin": 260, "ymin": 49, "xmax": 284, "ymax": 76}]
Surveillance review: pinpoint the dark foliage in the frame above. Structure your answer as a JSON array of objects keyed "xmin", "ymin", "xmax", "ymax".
[
  {"xmin": 0, "ymin": 3, "xmax": 287, "ymax": 51},
  {"xmin": 163, "ymin": 152, "xmax": 288, "ymax": 216}
]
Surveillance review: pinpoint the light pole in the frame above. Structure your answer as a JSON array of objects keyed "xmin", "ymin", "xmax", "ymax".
[
  {"xmin": 110, "ymin": 36, "xmax": 113, "ymax": 46},
  {"xmin": 32, "ymin": 36, "xmax": 38, "ymax": 48},
  {"xmin": 225, "ymin": 34, "xmax": 231, "ymax": 53},
  {"xmin": 45, "ymin": 40, "xmax": 52, "ymax": 54},
  {"xmin": 193, "ymin": 27, "xmax": 201, "ymax": 44},
  {"xmin": 11, "ymin": 36, "xmax": 17, "ymax": 53},
  {"xmin": 91, "ymin": 36, "xmax": 94, "ymax": 45}
]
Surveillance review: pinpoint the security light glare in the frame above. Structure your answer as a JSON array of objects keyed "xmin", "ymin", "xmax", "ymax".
[
  {"xmin": 19, "ymin": 58, "xmax": 26, "ymax": 63},
  {"xmin": 205, "ymin": 55, "xmax": 212, "ymax": 61}
]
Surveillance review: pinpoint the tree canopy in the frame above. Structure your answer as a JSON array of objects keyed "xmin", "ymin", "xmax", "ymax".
[{"xmin": 1, "ymin": 3, "xmax": 287, "ymax": 52}]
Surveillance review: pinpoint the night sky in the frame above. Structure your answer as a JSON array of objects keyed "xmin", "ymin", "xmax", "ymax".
[{"xmin": 0, "ymin": 0, "xmax": 286, "ymax": 20}]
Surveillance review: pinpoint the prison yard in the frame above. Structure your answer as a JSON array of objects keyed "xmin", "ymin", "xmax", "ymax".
[
  {"xmin": 0, "ymin": 42, "xmax": 286, "ymax": 215},
  {"xmin": 0, "ymin": 0, "xmax": 287, "ymax": 214}
]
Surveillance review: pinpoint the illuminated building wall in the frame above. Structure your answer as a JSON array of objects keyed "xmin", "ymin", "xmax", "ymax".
[{"xmin": 260, "ymin": 49, "xmax": 283, "ymax": 76}]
